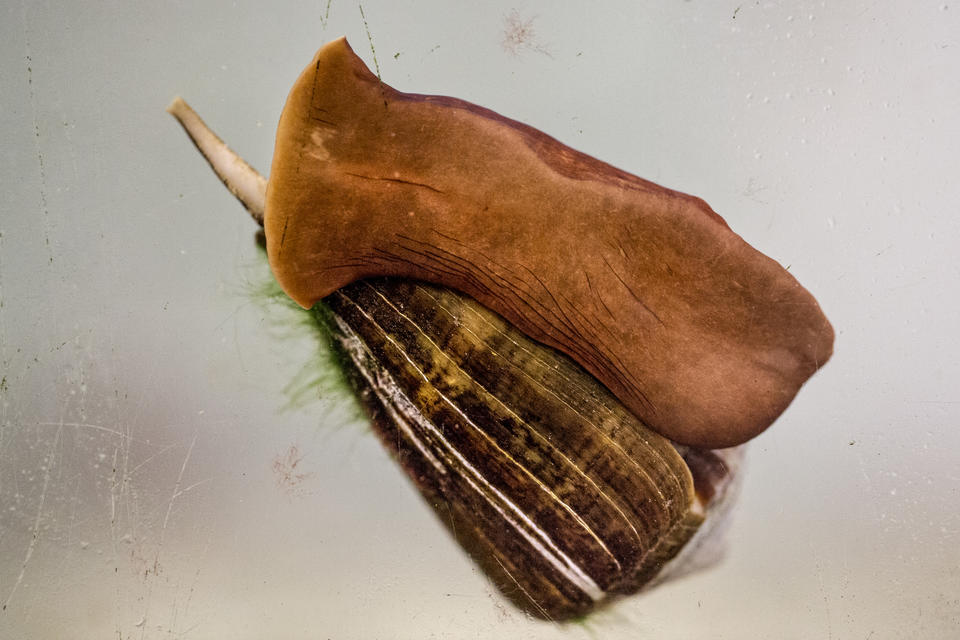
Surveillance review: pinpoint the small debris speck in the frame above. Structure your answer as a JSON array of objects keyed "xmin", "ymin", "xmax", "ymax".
[{"xmin": 501, "ymin": 10, "xmax": 551, "ymax": 58}]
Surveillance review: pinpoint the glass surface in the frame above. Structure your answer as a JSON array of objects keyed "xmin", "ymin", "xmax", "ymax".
[{"xmin": 2, "ymin": 1, "xmax": 958, "ymax": 638}]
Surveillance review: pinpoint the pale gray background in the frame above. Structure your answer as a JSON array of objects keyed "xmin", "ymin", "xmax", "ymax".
[{"xmin": 2, "ymin": 1, "xmax": 958, "ymax": 638}]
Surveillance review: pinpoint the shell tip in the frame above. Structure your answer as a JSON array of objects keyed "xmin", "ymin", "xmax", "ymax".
[{"xmin": 166, "ymin": 95, "xmax": 188, "ymax": 117}]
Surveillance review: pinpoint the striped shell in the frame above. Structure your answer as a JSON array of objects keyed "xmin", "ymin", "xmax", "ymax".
[{"xmin": 319, "ymin": 278, "xmax": 741, "ymax": 619}]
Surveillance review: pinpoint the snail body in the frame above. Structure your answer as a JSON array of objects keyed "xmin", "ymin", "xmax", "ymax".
[{"xmin": 264, "ymin": 38, "xmax": 833, "ymax": 449}]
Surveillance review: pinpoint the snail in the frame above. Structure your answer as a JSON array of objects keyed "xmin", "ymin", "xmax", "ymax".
[{"xmin": 166, "ymin": 37, "xmax": 828, "ymax": 618}]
